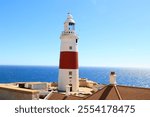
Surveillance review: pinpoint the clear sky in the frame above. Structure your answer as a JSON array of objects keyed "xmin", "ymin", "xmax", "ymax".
[{"xmin": 0, "ymin": 0, "xmax": 150, "ymax": 68}]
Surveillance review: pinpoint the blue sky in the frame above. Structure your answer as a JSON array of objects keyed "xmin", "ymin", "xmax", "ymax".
[{"xmin": 0, "ymin": 0, "xmax": 150, "ymax": 68}]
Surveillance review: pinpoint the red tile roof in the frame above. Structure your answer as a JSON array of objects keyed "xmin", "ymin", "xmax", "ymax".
[
  {"xmin": 47, "ymin": 92, "xmax": 83, "ymax": 100},
  {"xmin": 117, "ymin": 85, "xmax": 150, "ymax": 100},
  {"xmin": 85, "ymin": 85, "xmax": 150, "ymax": 100},
  {"xmin": 47, "ymin": 85, "xmax": 150, "ymax": 100}
]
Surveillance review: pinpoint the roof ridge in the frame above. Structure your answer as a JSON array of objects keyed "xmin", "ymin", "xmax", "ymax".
[
  {"xmin": 114, "ymin": 85, "xmax": 122, "ymax": 100},
  {"xmin": 44, "ymin": 91, "xmax": 54, "ymax": 100}
]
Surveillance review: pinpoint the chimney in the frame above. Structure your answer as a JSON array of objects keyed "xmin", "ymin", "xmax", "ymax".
[
  {"xmin": 66, "ymin": 85, "xmax": 71, "ymax": 96},
  {"xmin": 109, "ymin": 72, "xmax": 117, "ymax": 85}
]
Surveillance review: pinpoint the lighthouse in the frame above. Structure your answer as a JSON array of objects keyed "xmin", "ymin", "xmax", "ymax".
[{"xmin": 58, "ymin": 13, "xmax": 79, "ymax": 92}]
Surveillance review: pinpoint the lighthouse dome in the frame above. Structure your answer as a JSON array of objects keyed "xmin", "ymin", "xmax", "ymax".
[{"xmin": 65, "ymin": 13, "xmax": 75, "ymax": 24}]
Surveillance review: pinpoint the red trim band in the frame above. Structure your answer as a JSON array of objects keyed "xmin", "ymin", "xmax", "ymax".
[{"xmin": 59, "ymin": 51, "xmax": 78, "ymax": 69}]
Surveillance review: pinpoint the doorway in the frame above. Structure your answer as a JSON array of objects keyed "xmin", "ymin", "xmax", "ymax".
[{"xmin": 69, "ymin": 84, "xmax": 72, "ymax": 91}]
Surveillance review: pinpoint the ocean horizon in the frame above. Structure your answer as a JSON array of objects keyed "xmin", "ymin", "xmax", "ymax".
[{"xmin": 0, "ymin": 65, "xmax": 150, "ymax": 88}]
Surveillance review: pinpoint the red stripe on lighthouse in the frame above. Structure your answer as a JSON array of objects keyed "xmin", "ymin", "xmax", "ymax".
[{"xmin": 59, "ymin": 51, "xmax": 78, "ymax": 69}]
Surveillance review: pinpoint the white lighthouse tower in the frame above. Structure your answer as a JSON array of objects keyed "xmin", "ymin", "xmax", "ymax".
[{"xmin": 58, "ymin": 13, "xmax": 79, "ymax": 92}]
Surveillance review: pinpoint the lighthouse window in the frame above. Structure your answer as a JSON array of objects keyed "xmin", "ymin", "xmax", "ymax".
[
  {"xmin": 69, "ymin": 71, "xmax": 72, "ymax": 75},
  {"xmin": 69, "ymin": 77, "xmax": 72, "ymax": 79},
  {"xmin": 69, "ymin": 46, "xmax": 72, "ymax": 50},
  {"xmin": 76, "ymin": 39, "xmax": 78, "ymax": 43}
]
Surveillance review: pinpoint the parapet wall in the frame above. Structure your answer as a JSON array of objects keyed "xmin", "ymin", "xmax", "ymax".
[{"xmin": 0, "ymin": 85, "xmax": 39, "ymax": 100}]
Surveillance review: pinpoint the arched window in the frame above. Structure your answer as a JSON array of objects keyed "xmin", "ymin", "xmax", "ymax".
[{"xmin": 69, "ymin": 22, "xmax": 75, "ymax": 30}]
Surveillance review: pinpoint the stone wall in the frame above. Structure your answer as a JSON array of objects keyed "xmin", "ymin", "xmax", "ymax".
[
  {"xmin": 0, "ymin": 85, "xmax": 39, "ymax": 100},
  {"xmin": 25, "ymin": 82, "xmax": 48, "ymax": 90},
  {"xmin": 79, "ymin": 78, "xmax": 98, "ymax": 88}
]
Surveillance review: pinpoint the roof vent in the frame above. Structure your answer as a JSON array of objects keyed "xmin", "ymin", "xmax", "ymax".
[{"xmin": 110, "ymin": 72, "xmax": 117, "ymax": 85}]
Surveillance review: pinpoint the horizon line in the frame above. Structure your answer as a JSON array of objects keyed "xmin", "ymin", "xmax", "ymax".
[{"xmin": 0, "ymin": 64, "xmax": 150, "ymax": 69}]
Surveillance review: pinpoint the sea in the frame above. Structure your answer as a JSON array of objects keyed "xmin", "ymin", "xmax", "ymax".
[{"xmin": 0, "ymin": 65, "xmax": 150, "ymax": 88}]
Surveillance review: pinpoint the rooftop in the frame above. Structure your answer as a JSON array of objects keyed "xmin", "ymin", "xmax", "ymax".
[
  {"xmin": 85, "ymin": 84, "xmax": 150, "ymax": 100},
  {"xmin": 0, "ymin": 85, "xmax": 39, "ymax": 94},
  {"xmin": 47, "ymin": 92, "xmax": 84, "ymax": 100}
]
